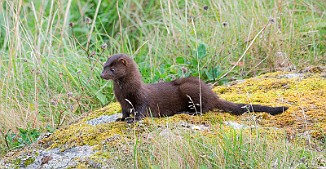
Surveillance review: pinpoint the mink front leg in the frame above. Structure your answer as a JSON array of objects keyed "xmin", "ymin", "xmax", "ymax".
[
  {"xmin": 116, "ymin": 105, "xmax": 131, "ymax": 121},
  {"xmin": 125, "ymin": 104, "xmax": 147, "ymax": 123}
]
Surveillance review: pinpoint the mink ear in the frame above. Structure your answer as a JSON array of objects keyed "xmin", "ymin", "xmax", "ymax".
[{"xmin": 119, "ymin": 58, "xmax": 127, "ymax": 65}]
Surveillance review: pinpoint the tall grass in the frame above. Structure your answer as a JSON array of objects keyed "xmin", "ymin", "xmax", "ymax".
[{"xmin": 0, "ymin": 0, "xmax": 325, "ymax": 155}]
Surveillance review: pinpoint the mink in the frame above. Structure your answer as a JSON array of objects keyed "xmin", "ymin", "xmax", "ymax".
[{"xmin": 100, "ymin": 54, "xmax": 288, "ymax": 122}]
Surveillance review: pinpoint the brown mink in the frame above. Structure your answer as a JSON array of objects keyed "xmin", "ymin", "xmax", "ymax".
[{"xmin": 100, "ymin": 54, "xmax": 288, "ymax": 122}]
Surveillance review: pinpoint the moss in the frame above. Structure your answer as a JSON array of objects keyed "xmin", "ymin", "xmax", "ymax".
[
  {"xmin": 42, "ymin": 119, "xmax": 128, "ymax": 151},
  {"xmin": 1, "ymin": 71, "xmax": 324, "ymax": 168},
  {"xmin": 215, "ymin": 72, "xmax": 326, "ymax": 141},
  {"xmin": 82, "ymin": 102, "xmax": 122, "ymax": 122},
  {"xmin": 23, "ymin": 157, "xmax": 35, "ymax": 166},
  {"xmin": 38, "ymin": 71, "xmax": 325, "ymax": 166},
  {"xmin": 12, "ymin": 158, "xmax": 21, "ymax": 166},
  {"xmin": 11, "ymin": 156, "xmax": 35, "ymax": 168},
  {"xmin": 93, "ymin": 151, "xmax": 111, "ymax": 159}
]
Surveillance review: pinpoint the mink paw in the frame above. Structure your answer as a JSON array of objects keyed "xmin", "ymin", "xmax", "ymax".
[
  {"xmin": 125, "ymin": 117, "xmax": 135, "ymax": 123},
  {"xmin": 115, "ymin": 117, "xmax": 125, "ymax": 122}
]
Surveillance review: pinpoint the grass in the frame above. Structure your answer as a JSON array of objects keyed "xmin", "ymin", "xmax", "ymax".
[
  {"xmin": 0, "ymin": 0, "xmax": 325, "ymax": 163},
  {"xmin": 119, "ymin": 125, "xmax": 323, "ymax": 169}
]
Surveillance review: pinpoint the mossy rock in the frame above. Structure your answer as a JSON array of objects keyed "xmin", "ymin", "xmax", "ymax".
[{"xmin": 1, "ymin": 71, "xmax": 325, "ymax": 168}]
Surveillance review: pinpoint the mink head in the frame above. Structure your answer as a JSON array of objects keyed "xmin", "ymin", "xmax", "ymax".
[{"xmin": 100, "ymin": 54, "xmax": 132, "ymax": 80}]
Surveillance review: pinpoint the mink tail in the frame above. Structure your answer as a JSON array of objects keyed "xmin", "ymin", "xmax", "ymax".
[{"xmin": 215, "ymin": 99, "xmax": 288, "ymax": 115}]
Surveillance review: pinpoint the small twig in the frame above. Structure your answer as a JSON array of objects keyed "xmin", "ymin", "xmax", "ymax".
[
  {"xmin": 0, "ymin": 128, "xmax": 10, "ymax": 150},
  {"xmin": 125, "ymin": 99, "xmax": 136, "ymax": 118},
  {"xmin": 214, "ymin": 22, "xmax": 271, "ymax": 85},
  {"xmin": 133, "ymin": 40, "xmax": 149, "ymax": 56},
  {"xmin": 70, "ymin": 27, "xmax": 90, "ymax": 56},
  {"xmin": 86, "ymin": 0, "xmax": 102, "ymax": 50},
  {"xmin": 56, "ymin": 110, "xmax": 64, "ymax": 129},
  {"xmin": 117, "ymin": 1, "xmax": 123, "ymax": 52},
  {"xmin": 300, "ymin": 106, "xmax": 311, "ymax": 145},
  {"xmin": 186, "ymin": 95, "xmax": 201, "ymax": 115}
]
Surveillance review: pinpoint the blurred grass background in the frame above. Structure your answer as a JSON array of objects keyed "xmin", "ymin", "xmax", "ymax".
[{"xmin": 0, "ymin": 0, "xmax": 325, "ymax": 156}]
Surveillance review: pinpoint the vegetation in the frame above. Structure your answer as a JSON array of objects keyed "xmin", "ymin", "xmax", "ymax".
[
  {"xmin": 0, "ymin": 0, "xmax": 325, "ymax": 165},
  {"xmin": 32, "ymin": 71, "xmax": 323, "ymax": 168}
]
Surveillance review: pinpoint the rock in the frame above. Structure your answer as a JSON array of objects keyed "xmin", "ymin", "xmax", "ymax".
[
  {"xmin": 223, "ymin": 121, "xmax": 251, "ymax": 129},
  {"xmin": 27, "ymin": 146, "xmax": 95, "ymax": 169},
  {"xmin": 87, "ymin": 114, "xmax": 122, "ymax": 125}
]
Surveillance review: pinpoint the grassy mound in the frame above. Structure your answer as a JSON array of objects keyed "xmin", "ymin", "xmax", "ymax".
[{"xmin": 2, "ymin": 71, "xmax": 324, "ymax": 168}]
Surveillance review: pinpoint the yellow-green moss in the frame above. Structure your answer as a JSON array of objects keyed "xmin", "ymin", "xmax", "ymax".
[
  {"xmin": 213, "ymin": 72, "xmax": 326, "ymax": 140},
  {"xmin": 11, "ymin": 156, "xmax": 35, "ymax": 168},
  {"xmin": 82, "ymin": 102, "xmax": 122, "ymax": 122},
  {"xmin": 41, "ymin": 71, "xmax": 325, "ymax": 157},
  {"xmin": 42, "ymin": 119, "xmax": 128, "ymax": 150}
]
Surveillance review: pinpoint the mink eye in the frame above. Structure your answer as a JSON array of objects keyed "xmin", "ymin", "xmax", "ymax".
[{"xmin": 110, "ymin": 68, "xmax": 115, "ymax": 72}]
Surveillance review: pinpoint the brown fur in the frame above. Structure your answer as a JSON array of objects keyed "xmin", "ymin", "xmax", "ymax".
[{"xmin": 100, "ymin": 54, "xmax": 288, "ymax": 122}]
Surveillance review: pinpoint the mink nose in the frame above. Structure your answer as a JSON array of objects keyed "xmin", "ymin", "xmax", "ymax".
[{"xmin": 100, "ymin": 73, "xmax": 105, "ymax": 79}]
